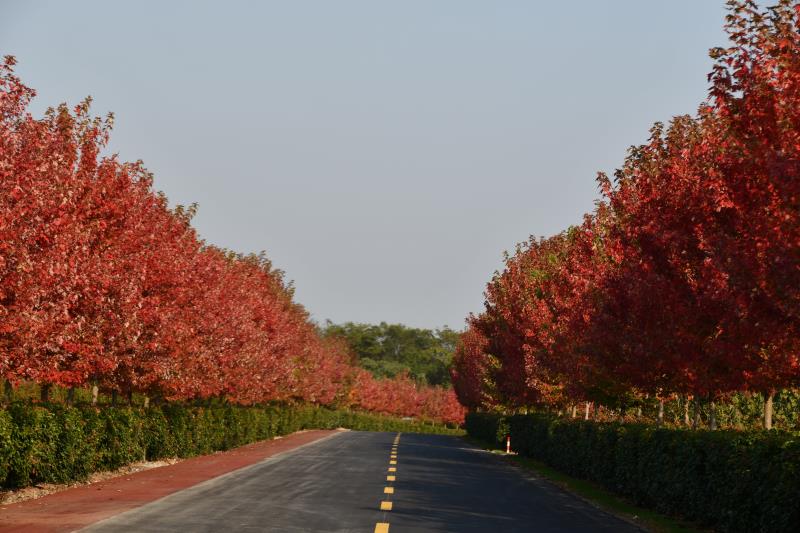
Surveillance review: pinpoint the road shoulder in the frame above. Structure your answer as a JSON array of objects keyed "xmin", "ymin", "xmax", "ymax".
[{"xmin": 461, "ymin": 436, "xmax": 703, "ymax": 533}]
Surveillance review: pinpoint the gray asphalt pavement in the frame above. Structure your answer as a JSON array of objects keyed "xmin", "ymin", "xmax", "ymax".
[{"xmin": 83, "ymin": 431, "xmax": 642, "ymax": 533}]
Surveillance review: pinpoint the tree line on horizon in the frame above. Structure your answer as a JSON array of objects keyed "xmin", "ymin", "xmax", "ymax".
[
  {"xmin": 321, "ymin": 321, "xmax": 458, "ymax": 387},
  {"xmin": 451, "ymin": 1, "xmax": 800, "ymax": 430}
]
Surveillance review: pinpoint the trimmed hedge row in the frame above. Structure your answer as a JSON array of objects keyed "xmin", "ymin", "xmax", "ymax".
[
  {"xmin": 465, "ymin": 412, "xmax": 800, "ymax": 533},
  {"xmin": 0, "ymin": 403, "xmax": 461, "ymax": 489}
]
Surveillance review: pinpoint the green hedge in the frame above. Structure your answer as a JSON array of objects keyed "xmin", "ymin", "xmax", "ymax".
[
  {"xmin": 465, "ymin": 412, "xmax": 800, "ymax": 533},
  {"xmin": 0, "ymin": 402, "xmax": 461, "ymax": 489},
  {"xmin": 463, "ymin": 411, "xmax": 508, "ymax": 445}
]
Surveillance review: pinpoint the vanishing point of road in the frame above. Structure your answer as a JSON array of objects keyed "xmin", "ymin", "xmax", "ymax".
[{"xmin": 83, "ymin": 431, "xmax": 642, "ymax": 533}]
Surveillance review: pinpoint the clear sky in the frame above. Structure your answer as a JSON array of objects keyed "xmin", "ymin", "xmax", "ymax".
[{"xmin": 1, "ymin": 1, "xmax": 728, "ymax": 330}]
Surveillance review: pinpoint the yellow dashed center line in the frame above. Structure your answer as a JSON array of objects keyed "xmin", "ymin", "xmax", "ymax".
[{"xmin": 375, "ymin": 433, "xmax": 401, "ymax": 533}]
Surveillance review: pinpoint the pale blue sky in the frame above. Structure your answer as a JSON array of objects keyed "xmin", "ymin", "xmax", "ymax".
[{"xmin": 1, "ymin": 1, "xmax": 728, "ymax": 329}]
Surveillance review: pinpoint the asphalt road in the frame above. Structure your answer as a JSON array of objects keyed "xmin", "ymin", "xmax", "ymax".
[{"xmin": 83, "ymin": 431, "xmax": 642, "ymax": 533}]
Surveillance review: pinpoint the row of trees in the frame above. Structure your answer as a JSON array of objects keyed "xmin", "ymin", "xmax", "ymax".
[
  {"xmin": 451, "ymin": 1, "xmax": 800, "ymax": 429},
  {"xmin": 0, "ymin": 57, "xmax": 464, "ymax": 425}
]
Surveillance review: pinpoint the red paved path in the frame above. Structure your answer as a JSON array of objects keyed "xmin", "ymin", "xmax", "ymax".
[{"xmin": 0, "ymin": 429, "xmax": 338, "ymax": 533}]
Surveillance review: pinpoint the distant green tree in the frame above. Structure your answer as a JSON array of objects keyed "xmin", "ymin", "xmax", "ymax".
[{"xmin": 322, "ymin": 321, "xmax": 459, "ymax": 386}]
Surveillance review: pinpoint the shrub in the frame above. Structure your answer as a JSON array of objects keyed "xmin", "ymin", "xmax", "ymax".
[{"xmin": 464, "ymin": 411, "xmax": 508, "ymax": 446}]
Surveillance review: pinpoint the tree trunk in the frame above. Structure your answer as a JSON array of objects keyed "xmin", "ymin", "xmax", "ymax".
[
  {"xmin": 111, "ymin": 389, "xmax": 118, "ymax": 406},
  {"xmin": 127, "ymin": 389, "xmax": 133, "ymax": 406},
  {"xmin": 40, "ymin": 383, "xmax": 51, "ymax": 403},
  {"xmin": 3, "ymin": 380, "xmax": 12, "ymax": 404},
  {"xmin": 692, "ymin": 397, "xmax": 702, "ymax": 429},
  {"xmin": 571, "ymin": 404, "xmax": 577, "ymax": 418},
  {"xmin": 764, "ymin": 390, "xmax": 775, "ymax": 430},
  {"xmin": 657, "ymin": 399, "xmax": 665, "ymax": 427},
  {"xmin": 637, "ymin": 406, "xmax": 642, "ymax": 419},
  {"xmin": 143, "ymin": 395, "xmax": 150, "ymax": 408},
  {"xmin": 709, "ymin": 398, "xmax": 717, "ymax": 430},
  {"xmin": 66, "ymin": 387, "xmax": 75, "ymax": 405},
  {"xmin": 683, "ymin": 396, "xmax": 691, "ymax": 426},
  {"xmin": 584, "ymin": 401, "xmax": 591, "ymax": 421},
  {"xmin": 91, "ymin": 383, "xmax": 99, "ymax": 406}
]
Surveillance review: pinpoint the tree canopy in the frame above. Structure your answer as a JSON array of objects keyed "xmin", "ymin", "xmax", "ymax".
[{"xmin": 322, "ymin": 322, "xmax": 459, "ymax": 387}]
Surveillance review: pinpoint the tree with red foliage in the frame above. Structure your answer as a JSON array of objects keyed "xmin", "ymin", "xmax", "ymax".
[
  {"xmin": 702, "ymin": 0, "xmax": 800, "ymax": 427},
  {"xmin": 0, "ymin": 63, "xmax": 123, "ymax": 397},
  {"xmin": 451, "ymin": 323, "xmax": 494, "ymax": 410}
]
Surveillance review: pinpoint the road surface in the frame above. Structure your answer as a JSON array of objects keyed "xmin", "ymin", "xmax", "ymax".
[{"xmin": 83, "ymin": 431, "xmax": 642, "ymax": 533}]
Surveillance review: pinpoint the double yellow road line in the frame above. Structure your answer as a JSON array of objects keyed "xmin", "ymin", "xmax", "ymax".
[{"xmin": 375, "ymin": 433, "xmax": 401, "ymax": 533}]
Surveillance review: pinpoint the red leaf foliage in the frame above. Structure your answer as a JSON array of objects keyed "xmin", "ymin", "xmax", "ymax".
[
  {"xmin": 452, "ymin": 1, "xmax": 800, "ymax": 411},
  {"xmin": 0, "ymin": 57, "xmax": 463, "ymax": 425}
]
